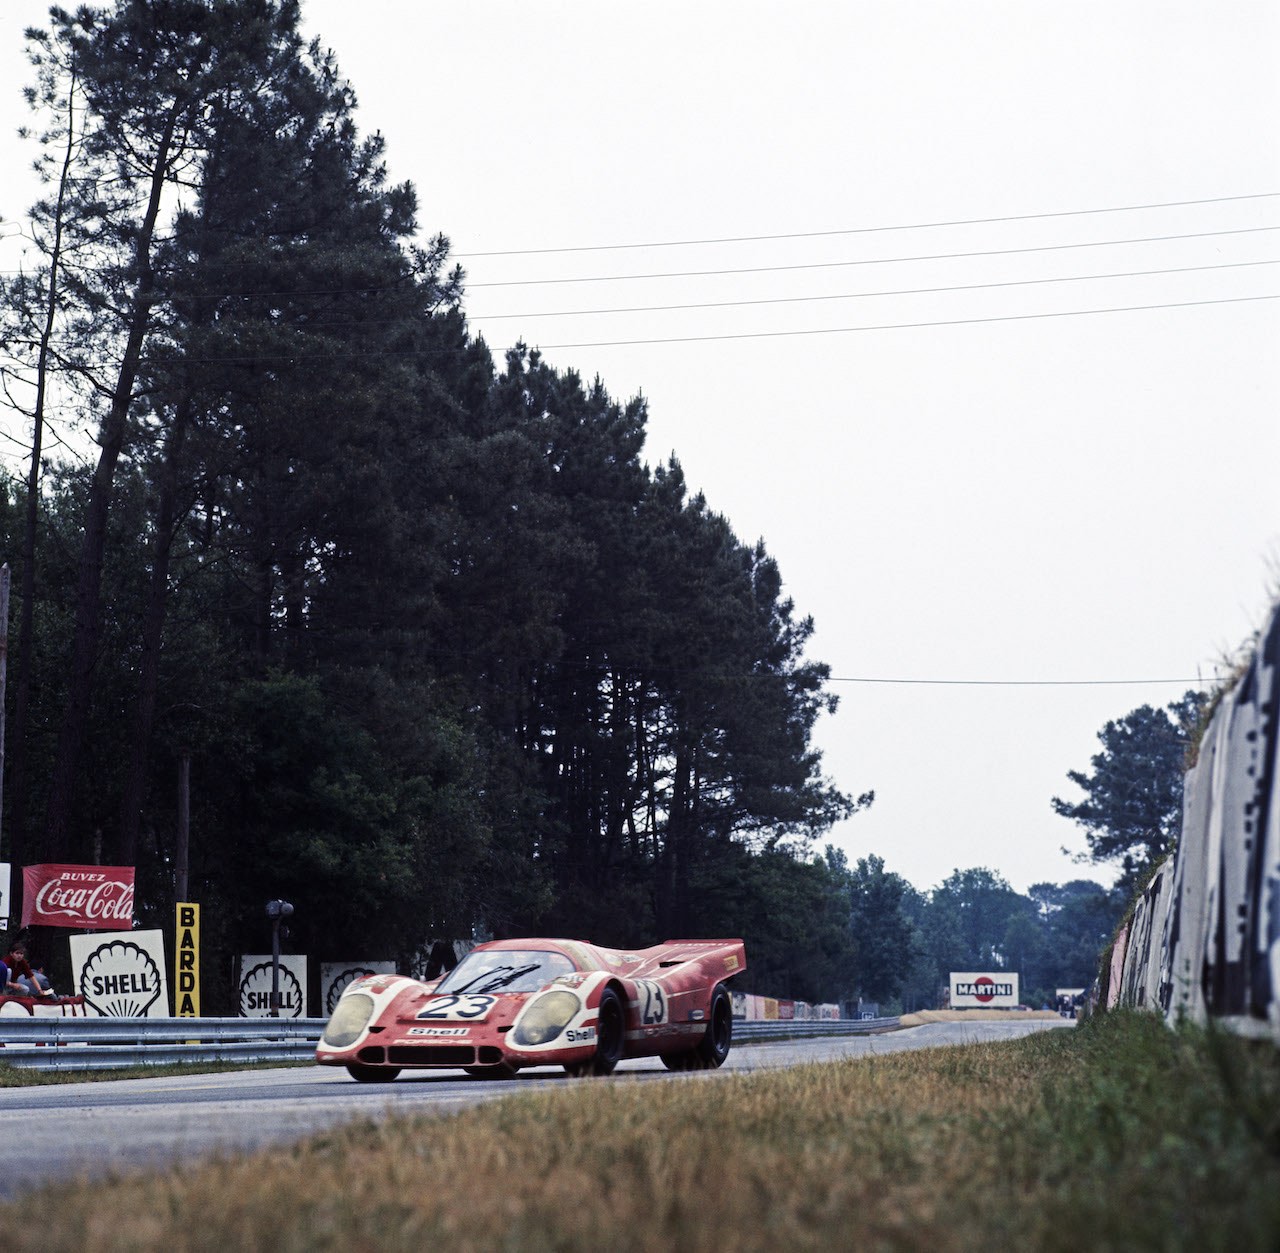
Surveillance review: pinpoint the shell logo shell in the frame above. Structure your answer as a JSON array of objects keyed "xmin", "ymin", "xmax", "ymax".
[
  {"xmin": 240, "ymin": 960, "xmax": 304, "ymax": 1016},
  {"xmin": 325, "ymin": 967, "xmax": 378, "ymax": 1013},
  {"xmin": 79, "ymin": 940, "xmax": 162, "ymax": 1017}
]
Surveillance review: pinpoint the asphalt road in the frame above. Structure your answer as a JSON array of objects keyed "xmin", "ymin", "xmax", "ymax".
[{"xmin": 0, "ymin": 1018, "xmax": 1071, "ymax": 1200}]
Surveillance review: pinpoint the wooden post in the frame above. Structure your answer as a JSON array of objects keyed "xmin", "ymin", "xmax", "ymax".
[{"xmin": 176, "ymin": 751, "xmax": 190, "ymax": 902}]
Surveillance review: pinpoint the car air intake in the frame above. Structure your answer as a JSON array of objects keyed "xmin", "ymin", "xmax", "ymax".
[{"xmin": 387, "ymin": 1045, "xmax": 476, "ymax": 1066}]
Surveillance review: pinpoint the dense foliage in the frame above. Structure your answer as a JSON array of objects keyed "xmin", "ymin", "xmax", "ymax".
[{"xmin": 1052, "ymin": 691, "xmax": 1206, "ymax": 895}]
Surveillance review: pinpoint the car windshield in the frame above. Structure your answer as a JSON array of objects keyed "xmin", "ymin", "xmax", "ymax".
[{"xmin": 434, "ymin": 949, "xmax": 576, "ymax": 995}]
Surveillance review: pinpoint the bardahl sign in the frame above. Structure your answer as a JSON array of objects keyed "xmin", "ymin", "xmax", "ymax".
[{"xmin": 21, "ymin": 863, "xmax": 135, "ymax": 930}]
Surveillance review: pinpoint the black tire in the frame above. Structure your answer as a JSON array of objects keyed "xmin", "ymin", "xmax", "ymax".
[
  {"xmin": 697, "ymin": 985, "xmax": 733, "ymax": 1068},
  {"xmin": 346, "ymin": 1063, "xmax": 401, "ymax": 1083},
  {"xmin": 685, "ymin": 985, "xmax": 733, "ymax": 1070},
  {"xmin": 575, "ymin": 986, "xmax": 624, "ymax": 1077},
  {"xmin": 659, "ymin": 1051, "xmax": 692, "ymax": 1072},
  {"xmin": 465, "ymin": 1063, "xmax": 518, "ymax": 1080}
]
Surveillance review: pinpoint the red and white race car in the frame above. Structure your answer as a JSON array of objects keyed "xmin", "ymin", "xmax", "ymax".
[{"xmin": 315, "ymin": 937, "xmax": 745, "ymax": 1081}]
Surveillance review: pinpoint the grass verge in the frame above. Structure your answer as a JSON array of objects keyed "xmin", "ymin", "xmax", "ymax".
[{"xmin": 4, "ymin": 1011, "xmax": 1278, "ymax": 1251}]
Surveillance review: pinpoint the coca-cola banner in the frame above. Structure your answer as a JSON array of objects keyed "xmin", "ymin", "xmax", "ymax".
[{"xmin": 21, "ymin": 863, "xmax": 135, "ymax": 930}]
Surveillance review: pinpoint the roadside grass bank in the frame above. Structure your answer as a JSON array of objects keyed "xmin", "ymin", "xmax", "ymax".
[
  {"xmin": 5, "ymin": 1011, "xmax": 1278, "ymax": 1251},
  {"xmin": 0, "ymin": 1059, "xmax": 312, "ymax": 1087}
]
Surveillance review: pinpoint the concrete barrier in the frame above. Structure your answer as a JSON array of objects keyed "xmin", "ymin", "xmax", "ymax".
[{"xmin": 1111, "ymin": 600, "xmax": 1280, "ymax": 1044}]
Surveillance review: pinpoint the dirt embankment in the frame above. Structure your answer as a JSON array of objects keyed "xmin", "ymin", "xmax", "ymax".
[{"xmin": 900, "ymin": 1009, "xmax": 1062, "ymax": 1025}]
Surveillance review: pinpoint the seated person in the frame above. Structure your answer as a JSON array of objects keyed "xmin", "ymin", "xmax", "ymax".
[
  {"xmin": 4, "ymin": 942, "xmax": 54, "ymax": 997},
  {"xmin": 0, "ymin": 958, "xmax": 25, "ymax": 997}
]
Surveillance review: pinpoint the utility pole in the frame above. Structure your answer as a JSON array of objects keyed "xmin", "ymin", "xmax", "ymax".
[
  {"xmin": 176, "ymin": 751, "xmax": 190, "ymax": 902},
  {"xmin": 0, "ymin": 563, "xmax": 9, "ymax": 864}
]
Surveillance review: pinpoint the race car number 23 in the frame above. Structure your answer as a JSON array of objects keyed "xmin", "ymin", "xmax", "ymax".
[
  {"xmin": 636, "ymin": 980, "xmax": 668, "ymax": 1026},
  {"xmin": 417, "ymin": 994, "xmax": 497, "ymax": 1021}
]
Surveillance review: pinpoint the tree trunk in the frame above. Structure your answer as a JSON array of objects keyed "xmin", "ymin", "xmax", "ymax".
[
  {"xmin": 40, "ymin": 102, "xmax": 181, "ymax": 863},
  {"xmin": 8, "ymin": 64, "xmax": 78, "ymax": 884},
  {"xmin": 117, "ymin": 392, "xmax": 194, "ymax": 865}
]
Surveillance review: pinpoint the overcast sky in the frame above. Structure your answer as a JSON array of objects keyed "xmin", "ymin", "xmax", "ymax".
[{"xmin": 2, "ymin": 2, "xmax": 1277, "ymax": 895}]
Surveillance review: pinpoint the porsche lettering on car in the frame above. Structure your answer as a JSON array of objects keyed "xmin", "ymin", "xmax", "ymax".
[{"xmin": 315, "ymin": 937, "xmax": 746, "ymax": 1082}]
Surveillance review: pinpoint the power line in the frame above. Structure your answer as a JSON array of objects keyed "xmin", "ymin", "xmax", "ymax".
[
  {"xmin": 44, "ymin": 290, "xmax": 1276, "ymax": 370},
  {"xmin": 536, "ymin": 293, "xmax": 1280, "ymax": 351},
  {"xmin": 4, "ymin": 226, "xmax": 1276, "ymax": 300},
  {"xmin": 824, "ymin": 675, "xmax": 1207, "ymax": 688},
  {"xmin": 454, "ymin": 192, "xmax": 1280, "ymax": 257},
  {"xmin": 18, "ymin": 258, "xmax": 1274, "ymax": 343},
  {"xmin": 471, "ymin": 258, "xmax": 1280, "ymax": 322},
  {"xmin": 467, "ymin": 225, "xmax": 1280, "ymax": 288},
  {"xmin": 6, "ymin": 225, "xmax": 1276, "ymax": 295}
]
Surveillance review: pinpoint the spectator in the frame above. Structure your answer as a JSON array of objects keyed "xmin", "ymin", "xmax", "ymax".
[
  {"xmin": 0, "ymin": 958, "xmax": 24, "ymax": 997},
  {"xmin": 4, "ymin": 942, "xmax": 54, "ymax": 998}
]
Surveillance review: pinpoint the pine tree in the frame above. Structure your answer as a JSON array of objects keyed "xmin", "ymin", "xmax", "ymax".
[{"xmin": 21, "ymin": 1, "xmax": 319, "ymax": 861}]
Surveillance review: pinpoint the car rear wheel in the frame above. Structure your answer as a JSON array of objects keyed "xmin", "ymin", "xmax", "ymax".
[
  {"xmin": 662, "ymin": 985, "xmax": 733, "ymax": 1072},
  {"xmin": 346, "ymin": 1063, "xmax": 400, "ymax": 1083},
  {"xmin": 565, "ymin": 987, "xmax": 624, "ymax": 1077}
]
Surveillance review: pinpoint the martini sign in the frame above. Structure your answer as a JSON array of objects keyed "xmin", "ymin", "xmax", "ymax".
[{"xmin": 950, "ymin": 971, "xmax": 1020, "ymax": 1009}]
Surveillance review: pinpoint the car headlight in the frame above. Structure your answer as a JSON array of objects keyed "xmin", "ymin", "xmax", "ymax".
[
  {"xmin": 513, "ymin": 990, "xmax": 581, "ymax": 1046},
  {"xmin": 321, "ymin": 992, "xmax": 376, "ymax": 1048}
]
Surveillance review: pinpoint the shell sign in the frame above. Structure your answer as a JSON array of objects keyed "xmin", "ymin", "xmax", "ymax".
[
  {"xmin": 950, "ymin": 971, "xmax": 1020, "ymax": 1008},
  {"xmin": 70, "ymin": 930, "xmax": 170, "ymax": 1017},
  {"xmin": 239, "ymin": 955, "xmax": 308, "ymax": 1018}
]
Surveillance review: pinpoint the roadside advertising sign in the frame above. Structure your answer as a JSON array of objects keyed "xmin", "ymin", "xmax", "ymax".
[
  {"xmin": 21, "ymin": 863, "xmax": 135, "ymax": 929},
  {"xmin": 70, "ymin": 930, "xmax": 170, "ymax": 1017},
  {"xmin": 239, "ymin": 954, "xmax": 307, "ymax": 1017},
  {"xmin": 949, "ymin": 971, "xmax": 1020, "ymax": 1008},
  {"xmin": 320, "ymin": 962, "xmax": 396, "ymax": 1015},
  {"xmin": 176, "ymin": 902, "xmax": 200, "ymax": 1017}
]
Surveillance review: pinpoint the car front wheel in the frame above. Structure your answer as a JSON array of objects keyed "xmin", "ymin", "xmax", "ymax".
[
  {"xmin": 566, "ymin": 987, "xmax": 624, "ymax": 1077},
  {"xmin": 465, "ymin": 1063, "xmax": 518, "ymax": 1080},
  {"xmin": 346, "ymin": 1063, "xmax": 401, "ymax": 1083}
]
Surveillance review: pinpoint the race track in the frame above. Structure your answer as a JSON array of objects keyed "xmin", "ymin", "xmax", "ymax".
[{"xmin": 0, "ymin": 1018, "xmax": 1071, "ymax": 1199}]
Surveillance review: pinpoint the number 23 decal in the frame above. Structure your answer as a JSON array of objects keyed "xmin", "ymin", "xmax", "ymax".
[
  {"xmin": 636, "ymin": 980, "xmax": 668, "ymax": 1026},
  {"xmin": 417, "ymin": 994, "xmax": 497, "ymax": 1021}
]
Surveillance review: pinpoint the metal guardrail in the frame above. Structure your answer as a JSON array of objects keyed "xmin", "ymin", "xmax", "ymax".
[
  {"xmin": 0, "ymin": 1017, "xmax": 327, "ymax": 1071},
  {"xmin": 735, "ymin": 1017, "xmax": 900, "ymax": 1040},
  {"xmin": 0, "ymin": 1015, "xmax": 901, "ymax": 1072}
]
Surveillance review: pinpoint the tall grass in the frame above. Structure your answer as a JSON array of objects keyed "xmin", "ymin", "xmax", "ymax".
[{"xmin": 6, "ymin": 1012, "xmax": 1278, "ymax": 1251}]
